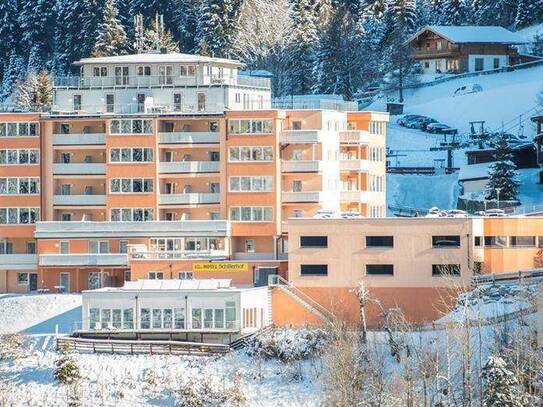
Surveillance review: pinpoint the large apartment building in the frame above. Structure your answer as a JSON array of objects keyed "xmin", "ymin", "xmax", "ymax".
[{"xmin": 0, "ymin": 52, "xmax": 388, "ymax": 293}]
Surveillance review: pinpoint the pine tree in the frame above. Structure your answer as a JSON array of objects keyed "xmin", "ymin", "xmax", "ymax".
[
  {"xmin": 1, "ymin": 51, "xmax": 26, "ymax": 101},
  {"xmin": 0, "ymin": 0, "xmax": 21, "ymax": 85},
  {"xmin": 54, "ymin": 344, "xmax": 81, "ymax": 385},
  {"xmin": 515, "ymin": 0, "xmax": 532, "ymax": 28},
  {"xmin": 285, "ymin": 0, "xmax": 319, "ymax": 95},
  {"xmin": 81, "ymin": 0, "xmax": 107, "ymax": 58},
  {"xmin": 485, "ymin": 132, "xmax": 520, "ymax": 203},
  {"xmin": 92, "ymin": 0, "xmax": 128, "ymax": 57},
  {"xmin": 142, "ymin": 17, "xmax": 180, "ymax": 53},
  {"xmin": 53, "ymin": 0, "xmax": 89, "ymax": 74},
  {"xmin": 441, "ymin": 0, "xmax": 466, "ymax": 25},
  {"xmin": 533, "ymin": 33, "xmax": 543, "ymax": 57},
  {"xmin": 482, "ymin": 355, "xmax": 525, "ymax": 407},
  {"xmin": 13, "ymin": 70, "xmax": 53, "ymax": 112},
  {"xmin": 20, "ymin": 0, "xmax": 57, "ymax": 71},
  {"xmin": 195, "ymin": 0, "xmax": 243, "ymax": 57},
  {"xmin": 176, "ymin": 0, "xmax": 202, "ymax": 52}
]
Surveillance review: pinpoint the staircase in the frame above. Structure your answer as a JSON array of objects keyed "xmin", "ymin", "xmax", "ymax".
[
  {"xmin": 268, "ymin": 275, "xmax": 334, "ymax": 324},
  {"xmin": 229, "ymin": 324, "xmax": 274, "ymax": 350}
]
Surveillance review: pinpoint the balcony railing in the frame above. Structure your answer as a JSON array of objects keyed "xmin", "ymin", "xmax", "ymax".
[
  {"xmin": 340, "ymin": 159, "xmax": 370, "ymax": 172},
  {"xmin": 339, "ymin": 131, "xmax": 369, "ymax": 144},
  {"xmin": 282, "ymin": 191, "xmax": 322, "ymax": 203},
  {"xmin": 53, "ymin": 133, "xmax": 106, "ymax": 146},
  {"xmin": 340, "ymin": 190, "xmax": 371, "ymax": 202},
  {"xmin": 129, "ymin": 249, "xmax": 228, "ymax": 261},
  {"xmin": 158, "ymin": 193, "xmax": 220, "ymax": 205},
  {"xmin": 159, "ymin": 161, "xmax": 220, "ymax": 174},
  {"xmin": 158, "ymin": 132, "xmax": 220, "ymax": 144},
  {"xmin": 0, "ymin": 254, "xmax": 37, "ymax": 270},
  {"xmin": 35, "ymin": 220, "xmax": 230, "ymax": 239},
  {"xmin": 49, "ymin": 102, "xmax": 226, "ymax": 116},
  {"xmin": 39, "ymin": 253, "xmax": 129, "ymax": 267},
  {"xmin": 53, "ymin": 75, "xmax": 271, "ymax": 90},
  {"xmin": 281, "ymin": 130, "xmax": 324, "ymax": 144},
  {"xmin": 281, "ymin": 160, "xmax": 322, "ymax": 173},
  {"xmin": 53, "ymin": 163, "xmax": 106, "ymax": 175},
  {"xmin": 53, "ymin": 195, "xmax": 107, "ymax": 206}
]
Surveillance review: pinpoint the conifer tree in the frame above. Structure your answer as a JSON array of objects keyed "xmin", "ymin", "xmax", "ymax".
[
  {"xmin": 485, "ymin": 132, "xmax": 520, "ymax": 203},
  {"xmin": 81, "ymin": 0, "xmax": 107, "ymax": 57},
  {"xmin": 53, "ymin": 0, "xmax": 88, "ymax": 74},
  {"xmin": 143, "ymin": 16, "xmax": 180, "ymax": 53},
  {"xmin": 54, "ymin": 344, "xmax": 81, "ymax": 385},
  {"xmin": 0, "ymin": 0, "xmax": 20, "ymax": 85},
  {"xmin": 20, "ymin": 0, "xmax": 57, "ymax": 71},
  {"xmin": 1, "ymin": 51, "xmax": 26, "ymax": 101},
  {"xmin": 441, "ymin": 0, "xmax": 466, "ymax": 25},
  {"xmin": 176, "ymin": 0, "xmax": 201, "ymax": 52},
  {"xmin": 482, "ymin": 355, "xmax": 525, "ymax": 407},
  {"xmin": 285, "ymin": 0, "xmax": 319, "ymax": 95},
  {"xmin": 13, "ymin": 70, "xmax": 53, "ymax": 112},
  {"xmin": 92, "ymin": 0, "xmax": 128, "ymax": 57}
]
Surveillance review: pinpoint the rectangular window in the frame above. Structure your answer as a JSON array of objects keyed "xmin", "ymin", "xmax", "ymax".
[
  {"xmin": 140, "ymin": 308, "xmax": 151, "ymax": 329},
  {"xmin": 149, "ymin": 272, "xmax": 164, "ymax": 280},
  {"xmin": 474, "ymin": 236, "xmax": 482, "ymax": 247},
  {"xmin": 17, "ymin": 272, "xmax": 29, "ymax": 285},
  {"xmin": 228, "ymin": 146, "xmax": 273, "ymax": 162},
  {"xmin": 432, "ymin": 235, "xmax": 460, "ymax": 248},
  {"xmin": 228, "ymin": 119, "xmax": 272, "ymax": 134},
  {"xmin": 432, "ymin": 264, "xmax": 461, "ymax": 276},
  {"xmin": 509, "ymin": 236, "xmax": 536, "ymax": 247},
  {"xmin": 109, "ymin": 119, "xmax": 153, "ymax": 135},
  {"xmin": 493, "ymin": 58, "xmax": 500, "ymax": 69},
  {"xmin": 112, "ymin": 309, "xmax": 122, "ymax": 328},
  {"xmin": 366, "ymin": 236, "xmax": 393, "ymax": 248},
  {"xmin": 484, "ymin": 236, "xmax": 507, "ymax": 248},
  {"xmin": 225, "ymin": 301, "xmax": 236, "ymax": 329},
  {"xmin": 229, "ymin": 207, "xmax": 272, "ymax": 222},
  {"xmin": 110, "ymin": 208, "xmax": 154, "ymax": 221},
  {"xmin": 300, "ymin": 236, "xmax": 328, "ymax": 248},
  {"xmin": 174, "ymin": 308, "xmax": 185, "ymax": 329},
  {"xmin": 152, "ymin": 309, "xmax": 162, "ymax": 329},
  {"xmin": 101, "ymin": 309, "xmax": 112, "ymax": 328},
  {"xmin": 300, "ymin": 264, "xmax": 328, "ymax": 276},
  {"xmin": 475, "ymin": 58, "xmax": 484, "ymax": 71},
  {"xmin": 89, "ymin": 308, "xmax": 100, "ymax": 329},
  {"xmin": 123, "ymin": 309, "xmax": 134, "ymax": 329},
  {"xmin": 229, "ymin": 176, "xmax": 273, "ymax": 192},
  {"xmin": 366, "ymin": 264, "xmax": 394, "ymax": 276},
  {"xmin": 192, "ymin": 308, "xmax": 202, "ymax": 329},
  {"xmin": 110, "ymin": 178, "xmax": 153, "ymax": 193}
]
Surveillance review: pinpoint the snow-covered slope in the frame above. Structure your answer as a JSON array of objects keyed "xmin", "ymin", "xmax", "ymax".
[{"xmin": 0, "ymin": 294, "xmax": 81, "ymax": 335}]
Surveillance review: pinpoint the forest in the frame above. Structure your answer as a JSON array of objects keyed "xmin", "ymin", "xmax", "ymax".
[{"xmin": 1, "ymin": 0, "xmax": 542, "ymax": 101}]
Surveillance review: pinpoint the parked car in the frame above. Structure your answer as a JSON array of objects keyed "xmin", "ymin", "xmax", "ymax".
[
  {"xmin": 426, "ymin": 123, "xmax": 455, "ymax": 134},
  {"xmin": 444, "ymin": 209, "xmax": 468, "ymax": 218},
  {"xmin": 485, "ymin": 209, "xmax": 506, "ymax": 217},
  {"xmin": 453, "ymin": 84, "xmax": 483, "ymax": 97},
  {"xmin": 406, "ymin": 116, "xmax": 438, "ymax": 130},
  {"xmin": 397, "ymin": 114, "xmax": 423, "ymax": 127}
]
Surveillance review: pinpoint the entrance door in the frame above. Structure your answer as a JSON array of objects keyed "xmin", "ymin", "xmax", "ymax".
[
  {"xmin": 59, "ymin": 272, "xmax": 70, "ymax": 293},
  {"xmin": 29, "ymin": 273, "xmax": 38, "ymax": 291}
]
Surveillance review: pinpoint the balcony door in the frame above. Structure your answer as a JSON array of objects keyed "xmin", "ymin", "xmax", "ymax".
[
  {"xmin": 197, "ymin": 93, "xmax": 206, "ymax": 112},
  {"xmin": 59, "ymin": 272, "xmax": 70, "ymax": 293},
  {"xmin": 159, "ymin": 65, "xmax": 173, "ymax": 85},
  {"xmin": 173, "ymin": 93, "xmax": 182, "ymax": 112},
  {"xmin": 29, "ymin": 274, "xmax": 38, "ymax": 291},
  {"xmin": 115, "ymin": 66, "xmax": 129, "ymax": 85}
]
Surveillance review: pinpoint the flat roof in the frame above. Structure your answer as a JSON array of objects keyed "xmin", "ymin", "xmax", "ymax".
[
  {"xmin": 73, "ymin": 52, "xmax": 244, "ymax": 67},
  {"xmin": 87, "ymin": 279, "xmax": 234, "ymax": 292}
]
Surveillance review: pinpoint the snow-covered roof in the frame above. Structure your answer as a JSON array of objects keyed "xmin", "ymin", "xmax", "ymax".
[
  {"xmin": 458, "ymin": 162, "xmax": 492, "ymax": 181},
  {"xmin": 407, "ymin": 25, "xmax": 528, "ymax": 45},
  {"xmin": 73, "ymin": 52, "xmax": 244, "ymax": 67}
]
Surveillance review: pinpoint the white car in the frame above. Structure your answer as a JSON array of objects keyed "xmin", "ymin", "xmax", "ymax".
[
  {"xmin": 485, "ymin": 209, "xmax": 505, "ymax": 217},
  {"xmin": 444, "ymin": 209, "xmax": 468, "ymax": 218},
  {"xmin": 453, "ymin": 84, "xmax": 483, "ymax": 97}
]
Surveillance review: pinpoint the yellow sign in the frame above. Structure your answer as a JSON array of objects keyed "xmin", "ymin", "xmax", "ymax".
[{"xmin": 192, "ymin": 262, "xmax": 249, "ymax": 272}]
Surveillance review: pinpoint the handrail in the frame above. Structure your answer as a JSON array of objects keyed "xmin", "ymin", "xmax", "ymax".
[
  {"xmin": 268, "ymin": 275, "xmax": 334, "ymax": 322},
  {"xmin": 472, "ymin": 269, "xmax": 543, "ymax": 286}
]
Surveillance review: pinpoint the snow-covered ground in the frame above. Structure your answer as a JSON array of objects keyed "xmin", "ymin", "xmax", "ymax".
[
  {"xmin": 368, "ymin": 64, "xmax": 543, "ymax": 212},
  {"xmin": 0, "ymin": 288, "xmax": 538, "ymax": 406}
]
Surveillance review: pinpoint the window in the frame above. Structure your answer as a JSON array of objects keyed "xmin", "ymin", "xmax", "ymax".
[
  {"xmin": 61, "ymin": 213, "xmax": 72, "ymax": 222},
  {"xmin": 140, "ymin": 308, "xmax": 151, "ymax": 329},
  {"xmin": 192, "ymin": 308, "xmax": 202, "ymax": 329},
  {"xmin": 366, "ymin": 264, "xmax": 394, "ymax": 276},
  {"xmin": 292, "ymin": 180, "xmax": 302, "ymax": 192},
  {"xmin": 88, "ymin": 240, "xmax": 109, "ymax": 254},
  {"xmin": 110, "ymin": 178, "xmax": 153, "ymax": 193},
  {"xmin": 475, "ymin": 58, "xmax": 484, "ymax": 71},
  {"xmin": 93, "ymin": 67, "xmax": 108, "ymax": 77},
  {"xmin": 366, "ymin": 236, "xmax": 394, "ymax": 248},
  {"xmin": 432, "ymin": 235, "xmax": 460, "ymax": 248},
  {"xmin": 88, "ymin": 272, "xmax": 101, "ymax": 289},
  {"xmin": 484, "ymin": 236, "xmax": 507, "ymax": 248},
  {"xmin": 493, "ymin": 58, "xmax": 500, "ymax": 69},
  {"xmin": 178, "ymin": 272, "xmax": 193, "ymax": 280},
  {"xmin": 124, "ymin": 271, "xmax": 131, "ymax": 281},
  {"xmin": 59, "ymin": 241, "xmax": 69, "ymax": 254},
  {"xmin": 17, "ymin": 273, "xmax": 29, "ymax": 285},
  {"xmin": 0, "ymin": 178, "xmax": 40, "ymax": 195},
  {"xmin": 197, "ymin": 93, "xmax": 206, "ymax": 112},
  {"xmin": 73, "ymin": 95, "xmax": 82, "ymax": 111},
  {"xmin": 109, "ymin": 119, "xmax": 153, "ymax": 135},
  {"xmin": 539, "ymin": 237, "xmax": 543, "ymax": 248},
  {"xmin": 152, "ymin": 309, "xmax": 162, "ymax": 328},
  {"xmin": 89, "ymin": 308, "xmax": 100, "ymax": 329},
  {"xmin": 228, "ymin": 119, "xmax": 272, "ymax": 134},
  {"xmin": 228, "ymin": 146, "xmax": 273, "ymax": 162},
  {"xmin": 110, "ymin": 208, "xmax": 154, "ymax": 222},
  {"xmin": 149, "ymin": 272, "xmax": 164, "ymax": 280},
  {"xmin": 123, "ymin": 309, "xmax": 134, "ymax": 329},
  {"xmin": 432, "ymin": 264, "xmax": 461, "ymax": 276},
  {"xmin": 0, "ymin": 149, "xmax": 39, "ymax": 164},
  {"xmin": 245, "ymin": 239, "xmax": 255, "ymax": 253},
  {"xmin": 0, "ymin": 122, "xmax": 39, "ymax": 137},
  {"xmin": 137, "ymin": 66, "xmax": 151, "ymax": 76},
  {"xmin": 509, "ymin": 236, "xmax": 536, "ymax": 247},
  {"xmin": 179, "ymin": 65, "xmax": 195, "ymax": 76},
  {"xmin": 225, "ymin": 301, "xmax": 236, "ymax": 329},
  {"xmin": 0, "ymin": 208, "xmax": 40, "ymax": 224},
  {"xmin": 26, "ymin": 241, "xmax": 36, "ymax": 254},
  {"xmin": 229, "ymin": 207, "xmax": 273, "ymax": 222},
  {"xmin": 369, "ymin": 121, "xmax": 386, "ymax": 135},
  {"xmin": 300, "ymin": 236, "xmax": 328, "ymax": 248},
  {"xmin": 174, "ymin": 308, "xmax": 185, "ymax": 329},
  {"xmin": 110, "ymin": 148, "xmax": 153, "ymax": 163},
  {"xmin": 474, "ymin": 236, "xmax": 482, "ymax": 247},
  {"xmin": 300, "ymin": 264, "xmax": 328, "ymax": 276},
  {"xmin": 119, "ymin": 240, "xmax": 129, "ymax": 254},
  {"xmin": 229, "ymin": 176, "xmax": 273, "ymax": 192}
]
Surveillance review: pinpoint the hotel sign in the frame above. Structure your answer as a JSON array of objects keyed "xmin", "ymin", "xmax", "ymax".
[{"xmin": 192, "ymin": 262, "xmax": 249, "ymax": 272}]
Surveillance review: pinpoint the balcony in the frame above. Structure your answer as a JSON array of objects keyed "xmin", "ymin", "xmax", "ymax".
[
  {"xmin": 340, "ymin": 190, "xmax": 371, "ymax": 202},
  {"xmin": 0, "ymin": 254, "xmax": 37, "ymax": 270},
  {"xmin": 53, "ymin": 75, "xmax": 271, "ymax": 90},
  {"xmin": 39, "ymin": 254, "xmax": 128, "ymax": 267},
  {"xmin": 158, "ymin": 132, "xmax": 220, "ymax": 144},
  {"xmin": 35, "ymin": 220, "xmax": 231, "ymax": 239},
  {"xmin": 159, "ymin": 161, "xmax": 220, "ymax": 174},
  {"xmin": 53, "ymin": 133, "xmax": 106, "ymax": 146},
  {"xmin": 49, "ymin": 102, "xmax": 226, "ymax": 116},
  {"xmin": 129, "ymin": 249, "xmax": 228, "ymax": 261},
  {"xmin": 281, "ymin": 130, "xmax": 324, "ymax": 144},
  {"xmin": 281, "ymin": 160, "xmax": 322, "ymax": 173},
  {"xmin": 53, "ymin": 195, "xmax": 107, "ymax": 206},
  {"xmin": 340, "ymin": 159, "xmax": 370, "ymax": 172},
  {"xmin": 282, "ymin": 191, "xmax": 322, "ymax": 203},
  {"xmin": 53, "ymin": 163, "xmax": 106, "ymax": 175},
  {"xmin": 339, "ymin": 131, "xmax": 369, "ymax": 144},
  {"xmin": 158, "ymin": 193, "xmax": 220, "ymax": 205}
]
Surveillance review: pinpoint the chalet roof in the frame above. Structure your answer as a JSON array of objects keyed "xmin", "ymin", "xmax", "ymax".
[
  {"xmin": 406, "ymin": 25, "xmax": 528, "ymax": 45},
  {"xmin": 73, "ymin": 52, "xmax": 244, "ymax": 67},
  {"xmin": 458, "ymin": 162, "xmax": 492, "ymax": 182}
]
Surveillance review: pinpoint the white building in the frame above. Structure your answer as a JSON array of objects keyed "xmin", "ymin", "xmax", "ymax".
[{"xmin": 81, "ymin": 279, "xmax": 270, "ymax": 341}]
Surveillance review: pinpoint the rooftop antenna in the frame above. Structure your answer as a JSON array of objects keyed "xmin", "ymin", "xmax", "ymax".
[
  {"xmin": 134, "ymin": 14, "xmax": 144, "ymax": 53},
  {"xmin": 155, "ymin": 13, "xmax": 165, "ymax": 52}
]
